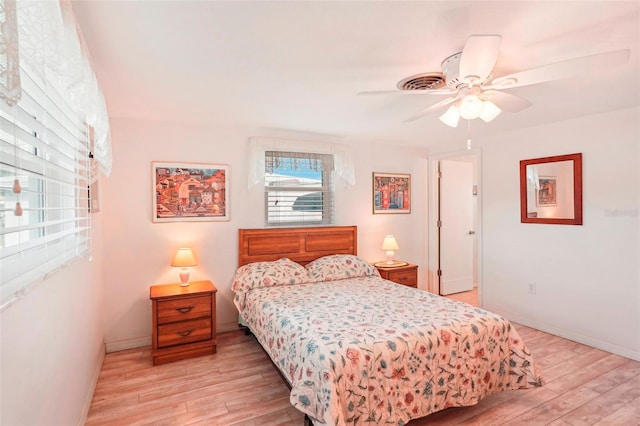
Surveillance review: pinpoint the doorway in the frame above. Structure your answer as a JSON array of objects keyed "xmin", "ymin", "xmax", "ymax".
[{"xmin": 427, "ymin": 149, "xmax": 481, "ymax": 306}]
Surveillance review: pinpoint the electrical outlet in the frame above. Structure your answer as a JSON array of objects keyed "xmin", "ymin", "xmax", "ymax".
[{"xmin": 528, "ymin": 283, "xmax": 536, "ymax": 294}]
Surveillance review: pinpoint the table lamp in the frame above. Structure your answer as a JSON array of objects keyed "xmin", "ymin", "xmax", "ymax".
[
  {"xmin": 171, "ymin": 248, "xmax": 197, "ymax": 286},
  {"xmin": 381, "ymin": 235, "xmax": 399, "ymax": 265}
]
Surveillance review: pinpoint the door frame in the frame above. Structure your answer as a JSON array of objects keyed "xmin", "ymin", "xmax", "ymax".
[{"xmin": 427, "ymin": 148, "xmax": 483, "ymax": 305}]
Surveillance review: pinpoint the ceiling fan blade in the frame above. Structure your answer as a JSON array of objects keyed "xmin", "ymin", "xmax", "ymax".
[
  {"xmin": 459, "ymin": 34, "xmax": 502, "ymax": 85},
  {"xmin": 488, "ymin": 49, "xmax": 630, "ymax": 90},
  {"xmin": 358, "ymin": 88, "xmax": 457, "ymax": 96},
  {"xmin": 483, "ymin": 90, "xmax": 531, "ymax": 112},
  {"xmin": 403, "ymin": 96, "xmax": 459, "ymax": 123}
]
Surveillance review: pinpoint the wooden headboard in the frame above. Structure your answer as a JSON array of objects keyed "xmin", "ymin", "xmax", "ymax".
[{"xmin": 238, "ymin": 226, "xmax": 357, "ymax": 266}]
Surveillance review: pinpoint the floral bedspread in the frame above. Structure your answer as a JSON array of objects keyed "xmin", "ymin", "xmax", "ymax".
[{"xmin": 237, "ymin": 277, "xmax": 543, "ymax": 425}]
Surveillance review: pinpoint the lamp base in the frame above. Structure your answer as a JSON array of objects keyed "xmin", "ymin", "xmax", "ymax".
[
  {"xmin": 179, "ymin": 268, "xmax": 190, "ymax": 287},
  {"xmin": 374, "ymin": 260, "xmax": 408, "ymax": 268}
]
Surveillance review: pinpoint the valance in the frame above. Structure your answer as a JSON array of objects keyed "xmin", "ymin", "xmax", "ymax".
[
  {"xmin": 0, "ymin": 0, "xmax": 112, "ymax": 176},
  {"xmin": 248, "ymin": 137, "xmax": 355, "ymax": 189}
]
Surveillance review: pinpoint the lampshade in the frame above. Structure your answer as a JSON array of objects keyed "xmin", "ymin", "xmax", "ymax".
[
  {"xmin": 439, "ymin": 105, "xmax": 461, "ymax": 128},
  {"xmin": 171, "ymin": 248, "xmax": 197, "ymax": 267},
  {"xmin": 479, "ymin": 100, "xmax": 501, "ymax": 122},
  {"xmin": 381, "ymin": 235, "xmax": 399, "ymax": 251},
  {"xmin": 459, "ymin": 94, "xmax": 484, "ymax": 120}
]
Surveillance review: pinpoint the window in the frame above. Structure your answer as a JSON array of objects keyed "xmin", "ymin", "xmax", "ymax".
[
  {"xmin": 0, "ymin": 0, "xmax": 111, "ymax": 309},
  {"xmin": 265, "ymin": 151, "xmax": 335, "ymax": 226},
  {"xmin": 0, "ymin": 68, "xmax": 90, "ymax": 308}
]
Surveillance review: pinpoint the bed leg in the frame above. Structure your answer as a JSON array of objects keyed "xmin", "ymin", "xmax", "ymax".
[{"xmin": 304, "ymin": 414, "xmax": 313, "ymax": 426}]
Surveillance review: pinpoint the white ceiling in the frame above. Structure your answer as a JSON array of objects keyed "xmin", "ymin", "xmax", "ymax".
[{"xmin": 71, "ymin": 1, "xmax": 640, "ymax": 147}]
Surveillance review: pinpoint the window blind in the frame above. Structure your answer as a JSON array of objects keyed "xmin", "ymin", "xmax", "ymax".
[
  {"xmin": 0, "ymin": 65, "xmax": 90, "ymax": 309},
  {"xmin": 265, "ymin": 151, "xmax": 335, "ymax": 227}
]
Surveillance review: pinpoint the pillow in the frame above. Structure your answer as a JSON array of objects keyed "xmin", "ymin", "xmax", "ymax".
[
  {"xmin": 305, "ymin": 254, "xmax": 380, "ymax": 282},
  {"xmin": 231, "ymin": 258, "xmax": 310, "ymax": 311}
]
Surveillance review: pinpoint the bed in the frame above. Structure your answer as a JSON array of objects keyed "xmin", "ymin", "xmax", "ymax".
[{"xmin": 233, "ymin": 226, "xmax": 543, "ymax": 425}]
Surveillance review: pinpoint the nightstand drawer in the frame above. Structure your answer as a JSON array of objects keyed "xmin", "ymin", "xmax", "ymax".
[
  {"xmin": 386, "ymin": 269, "xmax": 417, "ymax": 287},
  {"xmin": 157, "ymin": 318, "xmax": 212, "ymax": 348},
  {"xmin": 375, "ymin": 263, "xmax": 418, "ymax": 288},
  {"xmin": 157, "ymin": 295, "xmax": 211, "ymax": 324}
]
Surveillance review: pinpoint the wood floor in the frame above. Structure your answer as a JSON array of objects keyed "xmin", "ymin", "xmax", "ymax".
[
  {"xmin": 442, "ymin": 287, "xmax": 478, "ymax": 306},
  {"xmin": 87, "ymin": 307, "xmax": 640, "ymax": 425}
]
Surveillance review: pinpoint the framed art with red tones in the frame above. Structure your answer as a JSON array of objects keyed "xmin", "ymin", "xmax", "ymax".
[
  {"xmin": 152, "ymin": 162, "xmax": 230, "ymax": 222},
  {"xmin": 372, "ymin": 172, "xmax": 411, "ymax": 214}
]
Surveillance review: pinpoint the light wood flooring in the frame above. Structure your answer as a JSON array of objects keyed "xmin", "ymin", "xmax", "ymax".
[
  {"xmin": 87, "ymin": 325, "xmax": 640, "ymax": 425},
  {"xmin": 443, "ymin": 287, "xmax": 478, "ymax": 306}
]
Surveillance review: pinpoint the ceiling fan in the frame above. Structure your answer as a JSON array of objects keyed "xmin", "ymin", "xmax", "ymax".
[{"xmin": 360, "ymin": 35, "xmax": 630, "ymax": 127}]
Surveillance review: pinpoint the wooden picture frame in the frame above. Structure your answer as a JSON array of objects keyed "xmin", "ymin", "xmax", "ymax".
[
  {"xmin": 152, "ymin": 161, "xmax": 230, "ymax": 222},
  {"xmin": 372, "ymin": 172, "xmax": 411, "ymax": 214},
  {"xmin": 520, "ymin": 153, "xmax": 582, "ymax": 225}
]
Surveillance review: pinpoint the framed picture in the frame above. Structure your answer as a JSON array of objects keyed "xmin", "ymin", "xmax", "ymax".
[
  {"xmin": 372, "ymin": 172, "xmax": 411, "ymax": 214},
  {"xmin": 152, "ymin": 162, "xmax": 230, "ymax": 222},
  {"xmin": 536, "ymin": 176, "xmax": 557, "ymax": 206}
]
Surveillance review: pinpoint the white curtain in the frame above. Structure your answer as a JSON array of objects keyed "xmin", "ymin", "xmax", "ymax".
[
  {"xmin": 527, "ymin": 165, "xmax": 540, "ymax": 190},
  {"xmin": 248, "ymin": 137, "xmax": 356, "ymax": 189},
  {"xmin": 0, "ymin": 0, "xmax": 112, "ymax": 177},
  {"xmin": 0, "ymin": 0, "xmax": 20, "ymax": 105}
]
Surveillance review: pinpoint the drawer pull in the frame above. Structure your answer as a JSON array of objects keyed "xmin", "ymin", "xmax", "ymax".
[
  {"xmin": 399, "ymin": 276, "xmax": 407, "ymax": 281},
  {"xmin": 175, "ymin": 306, "xmax": 194, "ymax": 314},
  {"xmin": 177, "ymin": 328, "xmax": 195, "ymax": 337}
]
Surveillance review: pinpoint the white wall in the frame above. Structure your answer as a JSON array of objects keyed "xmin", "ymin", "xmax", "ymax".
[
  {"xmin": 478, "ymin": 107, "xmax": 640, "ymax": 360},
  {"xmin": 102, "ymin": 118, "xmax": 428, "ymax": 350},
  {"xmin": 103, "ymin": 108, "xmax": 640, "ymax": 361},
  {"xmin": 0, "ymin": 214, "xmax": 105, "ymax": 425}
]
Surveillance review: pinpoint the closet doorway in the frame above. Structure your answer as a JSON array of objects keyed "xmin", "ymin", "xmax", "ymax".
[{"xmin": 427, "ymin": 150, "xmax": 481, "ymax": 306}]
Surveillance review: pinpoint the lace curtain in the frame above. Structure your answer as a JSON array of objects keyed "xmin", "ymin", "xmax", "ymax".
[
  {"xmin": 0, "ymin": 0, "xmax": 112, "ymax": 177},
  {"xmin": 248, "ymin": 137, "xmax": 356, "ymax": 189}
]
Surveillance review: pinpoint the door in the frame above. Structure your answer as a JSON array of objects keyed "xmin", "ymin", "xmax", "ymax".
[{"xmin": 439, "ymin": 159, "xmax": 474, "ymax": 295}]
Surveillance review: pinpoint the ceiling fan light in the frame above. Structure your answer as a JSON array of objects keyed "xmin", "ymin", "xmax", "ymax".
[
  {"xmin": 459, "ymin": 94, "xmax": 484, "ymax": 119},
  {"xmin": 479, "ymin": 100, "xmax": 501, "ymax": 122},
  {"xmin": 439, "ymin": 105, "xmax": 460, "ymax": 127}
]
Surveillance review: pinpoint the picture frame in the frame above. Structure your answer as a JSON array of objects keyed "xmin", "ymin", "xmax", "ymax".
[
  {"xmin": 536, "ymin": 176, "xmax": 557, "ymax": 206},
  {"xmin": 372, "ymin": 172, "xmax": 411, "ymax": 214},
  {"xmin": 152, "ymin": 161, "xmax": 230, "ymax": 222}
]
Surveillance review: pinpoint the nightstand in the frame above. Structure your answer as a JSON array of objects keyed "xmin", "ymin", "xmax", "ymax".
[
  {"xmin": 375, "ymin": 263, "xmax": 418, "ymax": 288},
  {"xmin": 150, "ymin": 280, "xmax": 217, "ymax": 365}
]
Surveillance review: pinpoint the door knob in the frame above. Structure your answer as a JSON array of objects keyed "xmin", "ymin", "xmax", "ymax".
[{"xmin": 468, "ymin": 230, "xmax": 476, "ymax": 235}]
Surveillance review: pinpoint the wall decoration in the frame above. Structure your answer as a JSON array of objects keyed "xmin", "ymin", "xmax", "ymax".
[
  {"xmin": 372, "ymin": 172, "xmax": 411, "ymax": 214},
  {"xmin": 520, "ymin": 153, "xmax": 582, "ymax": 225},
  {"xmin": 152, "ymin": 162, "xmax": 230, "ymax": 222},
  {"xmin": 536, "ymin": 176, "xmax": 557, "ymax": 206}
]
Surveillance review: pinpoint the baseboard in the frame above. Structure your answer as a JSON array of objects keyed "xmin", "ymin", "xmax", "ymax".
[
  {"xmin": 78, "ymin": 343, "xmax": 105, "ymax": 426},
  {"xmin": 105, "ymin": 336, "xmax": 152, "ymax": 353},
  {"xmin": 485, "ymin": 304, "xmax": 640, "ymax": 362},
  {"xmin": 218, "ymin": 321, "xmax": 242, "ymax": 333}
]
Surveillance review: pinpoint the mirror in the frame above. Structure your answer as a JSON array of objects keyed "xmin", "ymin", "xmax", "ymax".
[{"xmin": 520, "ymin": 153, "xmax": 582, "ymax": 225}]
